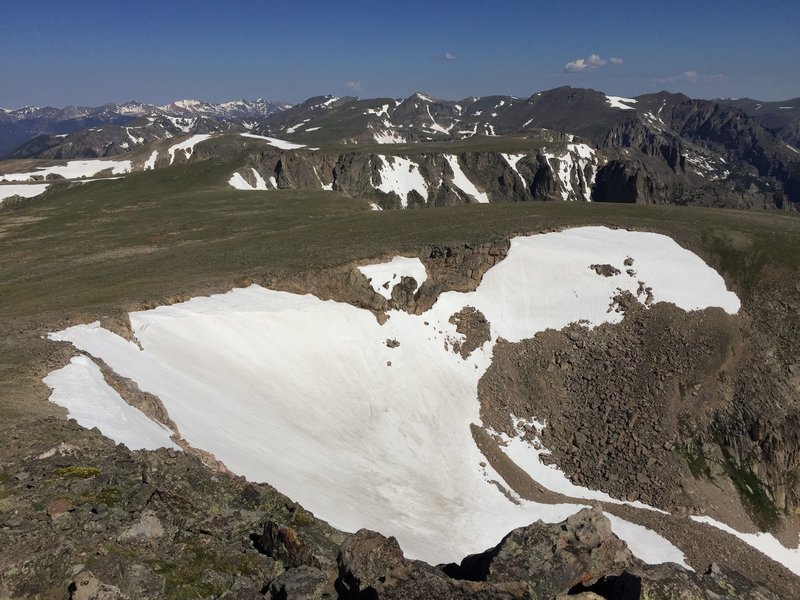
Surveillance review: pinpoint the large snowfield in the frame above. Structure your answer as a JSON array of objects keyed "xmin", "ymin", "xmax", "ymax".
[
  {"xmin": 0, "ymin": 159, "xmax": 132, "ymax": 182},
  {"xmin": 47, "ymin": 227, "xmax": 754, "ymax": 569}
]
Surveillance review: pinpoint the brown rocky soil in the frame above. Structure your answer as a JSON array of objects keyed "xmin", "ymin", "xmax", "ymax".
[
  {"xmin": 449, "ymin": 306, "xmax": 491, "ymax": 358},
  {"xmin": 478, "ymin": 299, "xmax": 744, "ymax": 512}
]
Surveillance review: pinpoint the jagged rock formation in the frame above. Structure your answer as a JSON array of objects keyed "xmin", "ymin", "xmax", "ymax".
[
  {"xmin": 720, "ymin": 98, "xmax": 800, "ymax": 148},
  {"xmin": 337, "ymin": 509, "xmax": 779, "ymax": 599},
  {"xmin": 478, "ymin": 253, "xmax": 800, "ymax": 530},
  {"xmin": 235, "ymin": 146, "xmax": 600, "ymax": 208},
  {"xmin": 2, "ymin": 416, "xmax": 782, "ymax": 599},
  {"xmin": 235, "ymin": 141, "xmax": 792, "ymax": 210}
]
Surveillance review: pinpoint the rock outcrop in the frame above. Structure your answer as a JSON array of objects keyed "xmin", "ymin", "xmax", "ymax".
[{"xmin": 336, "ymin": 508, "xmax": 779, "ymax": 599}]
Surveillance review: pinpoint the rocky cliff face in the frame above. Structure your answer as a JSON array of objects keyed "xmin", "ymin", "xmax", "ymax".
[
  {"xmin": 231, "ymin": 133, "xmax": 796, "ymax": 210},
  {"xmin": 473, "ymin": 241, "xmax": 800, "ymax": 536},
  {"xmin": 337, "ymin": 508, "xmax": 779, "ymax": 600},
  {"xmin": 238, "ymin": 145, "xmax": 604, "ymax": 208},
  {"xmin": 598, "ymin": 96, "xmax": 800, "ymax": 209}
]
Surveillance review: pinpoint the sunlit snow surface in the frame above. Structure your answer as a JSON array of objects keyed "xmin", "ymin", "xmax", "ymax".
[
  {"xmin": 143, "ymin": 150, "xmax": 158, "ymax": 171},
  {"xmin": 228, "ymin": 169, "xmax": 269, "ymax": 191},
  {"xmin": 0, "ymin": 183, "xmax": 49, "ymax": 202},
  {"xmin": 691, "ymin": 516, "xmax": 800, "ymax": 576},
  {"xmin": 445, "ymin": 154, "xmax": 489, "ymax": 203},
  {"xmin": 47, "ymin": 227, "xmax": 739, "ymax": 566},
  {"xmin": 606, "ymin": 95, "xmax": 638, "ymax": 110},
  {"xmin": 240, "ymin": 133, "xmax": 306, "ymax": 150},
  {"xmin": 373, "ymin": 155, "xmax": 428, "ymax": 207},
  {"xmin": 0, "ymin": 159, "xmax": 132, "ymax": 182},
  {"xmin": 168, "ymin": 134, "xmax": 212, "ymax": 164},
  {"xmin": 357, "ymin": 256, "xmax": 428, "ymax": 299},
  {"xmin": 43, "ymin": 356, "xmax": 179, "ymax": 451}
]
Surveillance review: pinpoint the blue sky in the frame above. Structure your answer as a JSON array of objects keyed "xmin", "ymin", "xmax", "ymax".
[{"xmin": 1, "ymin": 0, "xmax": 798, "ymax": 107}]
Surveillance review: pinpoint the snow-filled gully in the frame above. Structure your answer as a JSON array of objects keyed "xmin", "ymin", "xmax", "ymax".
[{"xmin": 44, "ymin": 226, "xmax": 798, "ymax": 573}]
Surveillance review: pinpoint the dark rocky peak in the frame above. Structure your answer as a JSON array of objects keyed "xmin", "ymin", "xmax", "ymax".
[
  {"xmin": 635, "ymin": 90, "xmax": 692, "ymax": 105},
  {"xmin": 301, "ymin": 95, "xmax": 355, "ymax": 110}
]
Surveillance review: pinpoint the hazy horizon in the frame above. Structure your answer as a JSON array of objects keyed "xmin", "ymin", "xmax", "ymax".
[
  {"xmin": 3, "ymin": 85, "xmax": 799, "ymax": 112},
  {"xmin": 2, "ymin": 0, "xmax": 798, "ymax": 108}
]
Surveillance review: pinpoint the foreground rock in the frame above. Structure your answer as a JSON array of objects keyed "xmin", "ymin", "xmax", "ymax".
[
  {"xmin": 0, "ymin": 416, "xmax": 780, "ymax": 599},
  {"xmin": 0, "ymin": 417, "xmax": 342, "ymax": 599},
  {"xmin": 337, "ymin": 508, "xmax": 777, "ymax": 600}
]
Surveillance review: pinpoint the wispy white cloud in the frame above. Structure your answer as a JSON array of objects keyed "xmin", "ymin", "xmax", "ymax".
[
  {"xmin": 653, "ymin": 70, "xmax": 726, "ymax": 85},
  {"xmin": 345, "ymin": 81, "xmax": 362, "ymax": 93},
  {"xmin": 610, "ymin": 57, "xmax": 624, "ymax": 65},
  {"xmin": 564, "ymin": 53, "xmax": 620, "ymax": 73},
  {"xmin": 443, "ymin": 51, "xmax": 456, "ymax": 61},
  {"xmin": 586, "ymin": 53, "xmax": 606, "ymax": 67},
  {"xmin": 565, "ymin": 58, "xmax": 589, "ymax": 73}
]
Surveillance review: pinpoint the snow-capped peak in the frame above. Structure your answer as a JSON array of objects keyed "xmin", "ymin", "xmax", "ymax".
[
  {"xmin": 174, "ymin": 99, "xmax": 205, "ymax": 110},
  {"xmin": 412, "ymin": 92, "xmax": 437, "ymax": 103}
]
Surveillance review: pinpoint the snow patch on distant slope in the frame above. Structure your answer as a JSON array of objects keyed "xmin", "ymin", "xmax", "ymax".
[
  {"xmin": 606, "ymin": 95, "xmax": 637, "ymax": 110},
  {"xmin": 374, "ymin": 129, "xmax": 405, "ymax": 144},
  {"xmin": 684, "ymin": 152, "xmax": 730, "ymax": 181},
  {"xmin": 358, "ymin": 256, "xmax": 428, "ymax": 299},
  {"xmin": 426, "ymin": 104, "xmax": 453, "ymax": 134},
  {"xmin": 691, "ymin": 516, "xmax": 800, "ymax": 576},
  {"xmin": 250, "ymin": 168, "xmax": 268, "ymax": 190},
  {"xmin": 366, "ymin": 104, "xmax": 390, "ymax": 118},
  {"xmin": 285, "ymin": 119, "xmax": 311, "ymax": 134},
  {"xmin": 541, "ymin": 144, "xmax": 597, "ymax": 201},
  {"xmin": 164, "ymin": 115, "xmax": 195, "ymax": 133},
  {"xmin": 125, "ymin": 128, "xmax": 144, "ymax": 145},
  {"xmin": 43, "ymin": 355, "xmax": 179, "ymax": 452},
  {"xmin": 373, "ymin": 155, "xmax": 428, "ymax": 207},
  {"xmin": 0, "ymin": 183, "xmax": 50, "ymax": 203},
  {"xmin": 240, "ymin": 133, "xmax": 306, "ymax": 150},
  {"xmin": 228, "ymin": 173, "xmax": 252, "ymax": 190},
  {"xmin": 501, "ymin": 154, "xmax": 527, "ymax": 183},
  {"xmin": 445, "ymin": 154, "xmax": 489, "ymax": 203},
  {"xmin": 229, "ymin": 168, "xmax": 269, "ymax": 191},
  {"xmin": 144, "ymin": 150, "xmax": 158, "ymax": 171},
  {"xmin": 168, "ymin": 134, "xmax": 212, "ymax": 164},
  {"xmin": 0, "ymin": 159, "xmax": 132, "ymax": 182}
]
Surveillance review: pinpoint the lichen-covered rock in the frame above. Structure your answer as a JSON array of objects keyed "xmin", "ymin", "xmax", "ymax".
[
  {"xmin": 482, "ymin": 508, "xmax": 632, "ymax": 595},
  {"xmin": 337, "ymin": 529, "xmax": 527, "ymax": 599},
  {"xmin": 268, "ymin": 565, "xmax": 330, "ymax": 599}
]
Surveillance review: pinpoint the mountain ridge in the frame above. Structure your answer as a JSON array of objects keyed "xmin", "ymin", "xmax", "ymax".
[
  {"xmin": 3, "ymin": 87, "xmax": 799, "ymax": 210},
  {"xmin": 0, "ymin": 97, "xmax": 292, "ymax": 157}
]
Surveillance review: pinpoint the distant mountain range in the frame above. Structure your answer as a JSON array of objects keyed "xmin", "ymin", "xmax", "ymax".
[
  {"xmin": 0, "ymin": 98, "xmax": 290, "ymax": 157},
  {"xmin": 716, "ymin": 98, "xmax": 800, "ymax": 147},
  {"xmin": 240, "ymin": 87, "xmax": 800, "ymax": 210},
  {"xmin": 2, "ymin": 87, "xmax": 799, "ymax": 210}
]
